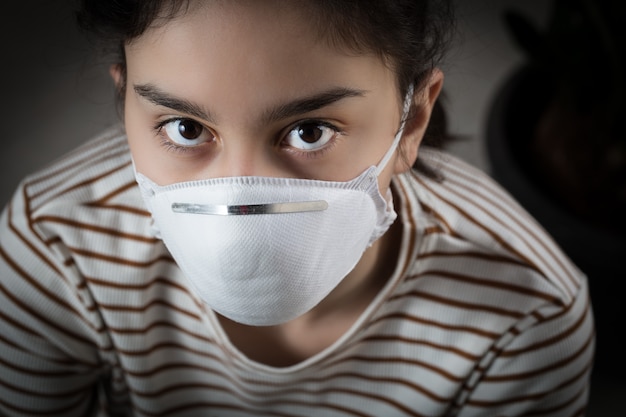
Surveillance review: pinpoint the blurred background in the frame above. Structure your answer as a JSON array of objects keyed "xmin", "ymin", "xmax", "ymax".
[{"xmin": 1, "ymin": 0, "xmax": 623, "ymax": 414}]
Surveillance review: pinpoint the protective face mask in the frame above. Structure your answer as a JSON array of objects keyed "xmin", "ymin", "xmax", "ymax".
[{"xmin": 135, "ymin": 86, "xmax": 414, "ymax": 326}]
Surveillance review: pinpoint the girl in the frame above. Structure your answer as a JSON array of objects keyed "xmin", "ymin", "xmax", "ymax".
[{"xmin": 0, "ymin": 1, "xmax": 594, "ymax": 416}]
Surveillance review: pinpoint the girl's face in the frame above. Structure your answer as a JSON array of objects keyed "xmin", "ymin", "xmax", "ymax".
[{"xmin": 121, "ymin": 1, "xmax": 434, "ymax": 193}]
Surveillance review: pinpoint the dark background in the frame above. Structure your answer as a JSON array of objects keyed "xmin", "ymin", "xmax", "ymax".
[{"xmin": 1, "ymin": 1, "xmax": 622, "ymax": 414}]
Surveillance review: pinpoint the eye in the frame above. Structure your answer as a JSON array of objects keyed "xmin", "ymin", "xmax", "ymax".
[
  {"xmin": 162, "ymin": 118, "xmax": 214, "ymax": 147},
  {"xmin": 284, "ymin": 122, "xmax": 338, "ymax": 151}
]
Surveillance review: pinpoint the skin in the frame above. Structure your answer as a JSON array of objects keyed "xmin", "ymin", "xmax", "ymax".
[{"xmin": 114, "ymin": 0, "xmax": 443, "ymax": 366}]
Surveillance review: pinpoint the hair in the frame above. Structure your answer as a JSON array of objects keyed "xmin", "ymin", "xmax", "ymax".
[{"xmin": 76, "ymin": 0, "xmax": 455, "ymax": 175}]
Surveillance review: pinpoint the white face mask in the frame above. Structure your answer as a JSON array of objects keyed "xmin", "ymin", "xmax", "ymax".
[{"xmin": 135, "ymin": 86, "xmax": 414, "ymax": 326}]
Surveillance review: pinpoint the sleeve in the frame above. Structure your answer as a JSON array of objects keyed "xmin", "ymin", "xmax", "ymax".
[
  {"xmin": 0, "ymin": 194, "xmax": 112, "ymax": 416},
  {"xmin": 455, "ymin": 277, "xmax": 595, "ymax": 417}
]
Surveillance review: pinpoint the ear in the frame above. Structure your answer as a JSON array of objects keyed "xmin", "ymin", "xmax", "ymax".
[
  {"xmin": 394, "ymin": 69, "xmax": 444, "ymax": 174},
  {"xmin": 109, "ymin": 64, "xmax": 125, "ymax": 92}
]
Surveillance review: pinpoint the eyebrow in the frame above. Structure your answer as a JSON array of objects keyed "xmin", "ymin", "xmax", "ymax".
[
  {"xmin": 133, "ymin": 83, "xmax": 366, "ymax": 124},
  {"xmin": 134, "ymin": 83, "xmax": 214, "ymax": 122},
  {"xmin": 260, "ymin": 87, "xmax": 366, "ymax": 124}
]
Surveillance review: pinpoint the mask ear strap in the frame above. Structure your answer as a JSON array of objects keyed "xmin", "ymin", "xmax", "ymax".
[{"xmin": 375, "ymin": 84, "xmax": 415, "ymax": 176}]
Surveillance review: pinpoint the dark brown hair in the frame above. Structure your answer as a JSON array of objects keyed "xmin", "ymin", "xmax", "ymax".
[{"xmin": 76, "ymin": 0, "xmax": 455, "ymax": 173}]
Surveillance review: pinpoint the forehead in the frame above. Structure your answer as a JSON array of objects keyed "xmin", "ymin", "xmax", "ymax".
[
  {"xmin": 124, "ymin": 1, "xmax": 395, "ymax": 118},
  {"xmin": 128, "ymin": 1, "xmax": 332, "ymax": 56},
  {"xmin": 126, "ymin": 1, "xmax": 367, "ymax": 75}
]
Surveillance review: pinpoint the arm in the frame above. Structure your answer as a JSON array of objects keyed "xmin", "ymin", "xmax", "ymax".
[
  {"xmin": 455, "ymin": 279, "xmax": 595, "ymax": 417},
  {"xmin": 0, "ymin": 199, "xmax": 108, "ymax": 417}
]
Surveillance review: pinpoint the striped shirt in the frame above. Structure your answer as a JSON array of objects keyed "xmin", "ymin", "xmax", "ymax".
[{"xmin": 0, "ymin": 126, "xmax": 594, "ymax": 417}]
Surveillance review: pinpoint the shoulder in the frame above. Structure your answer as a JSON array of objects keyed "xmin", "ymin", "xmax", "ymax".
[
  {"xmin": 17, "ymin": 125, "xmax": 137, "ymax": 214},
  {"xmin": 0, "ymin": 126, "xmax": 159, "ymax": 396},
  {"xmin": 0, "ymin": 125, "xmax": 153, "ymax": 294},
  {"xmin": 388, "ymin": 150, "xmax": 594, "ymax": 413},
  {"xmin": 3, "ymin": 125, "xmax": 147, "ymax": 242},
  {"xmin": 396, "ymin": 148, "xmax": 586, "ymax": 304}
]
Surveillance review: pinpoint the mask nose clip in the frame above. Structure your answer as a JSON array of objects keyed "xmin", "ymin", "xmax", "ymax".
[{"xmin": 171, "ymin": 200, "xmax": 328, "ymax": 215}]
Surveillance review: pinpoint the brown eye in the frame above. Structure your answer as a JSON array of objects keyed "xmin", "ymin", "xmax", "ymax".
[
  {"xmin": 298, "ymin": 124, "xmax": 325, "ymax": 143},
  {"xmin": 285, "ymin": 122, "xmax": 337, "ymax": 151},
  {"xmin": 163, "ymin": 118, "xmax": 213, "ymax": 146},
  {"xmin": 177, "ymin": 119, "xmax": 203, "ymax": 140}
]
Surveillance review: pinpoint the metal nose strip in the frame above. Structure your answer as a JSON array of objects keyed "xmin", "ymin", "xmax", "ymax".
[{"xmin": 171, "ymin": 200, "xmax": 328, "ymax": 215}]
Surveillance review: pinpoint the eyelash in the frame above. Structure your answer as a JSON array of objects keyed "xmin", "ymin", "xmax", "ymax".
[
  {"xmin": 152, "ymin": 117, "xmax": 344, "ymax": 158},
  {"xmin": 281, "ymin": 119, "xmax": 343, "ymax": 159},
  {"xmin": 153, "ymin": 117, "xmax": 202, "ymax": 154}
]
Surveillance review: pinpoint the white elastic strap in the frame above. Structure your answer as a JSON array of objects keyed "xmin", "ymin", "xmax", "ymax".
[{"xmin": 375, "ymin": 84, "xmax": 415, "ymax": 176}]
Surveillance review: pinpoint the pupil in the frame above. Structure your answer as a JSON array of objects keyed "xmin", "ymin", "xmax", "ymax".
[
  {"xmin": 178, "ymin": 120, "xmax": 202, "ymax": 140},
  {"xmin": 298, "ymin": 125, "xmax": 322, "ymax": 143}
]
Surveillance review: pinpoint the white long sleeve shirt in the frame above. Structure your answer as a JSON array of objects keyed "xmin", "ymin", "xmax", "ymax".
[{"xmin": 0, "ymin": 126, "xmax": 594, "ymax": 416}]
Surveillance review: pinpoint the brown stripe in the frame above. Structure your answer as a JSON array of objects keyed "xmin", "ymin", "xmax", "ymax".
[
  {"xmin": 359, "ymin": 334, "xmax": 481, "ymax": 361},
  {"xmin": 65, "ymin": 245, "xmax": 175, "ymax": 267},
  {"xmin": 84, "ymin": 179, "xmax": 152, "ymax": 216},
  {"xmin": 416, "ymin": 199, "xmax": 457, "ymax": 237},
  {"xmin": 30, "ymin": 159, "xmax": 132, "ymax": 206},
  {"xmin": 0, "ymin": 390, "xmax": 91, "ymax": 416},
  {"xmin": 0, "ymin": 374, "xmax": 91, "ymax": 397},
  {"xmin": 390, "ymin": 288, "xmax": 526, "ymax": 319},
  {"xmin": 500, "ymin": 295, "xmax": 591, "ymax": 357},
  {"xmin": 105, "ymin": 319, "xmax": 212, "ymax": 343},
  {"xmin": 513, "ymin": 382, "xmax": 589, "ymax": 416},
  {"xmin": 411, "ymin": 171, "xmax": 559, "ymax": 289},
  {"xmin": 424, "ymin": 225, "xmax": 446, "ymax": 235},
  {"xmin": 0, "ymin": 246, "xmax": 105, "ymax": 345},
  {"xmin": 466, "ymin": 358, "xmax": 593, "ymax": 408},
  {"xmin": 301, "ymin": 371, "xmax": 451, "ymax": 404},
  {"xmin": 130, "ymin": 385, "xmax": 428, "ymax": 417},
  {"xmin": 130, "ymin": 370, "xmax": 443, "ymax": 413},
  {"xmin": 21, "ymin": 158, "xmax": 125, "ymax": 265},
  {"xmin": 20, "ymin": 137, "xmax": 131, "ymax": 267},
  {"xmin": 32, "ymin": 215, "xmax": 158, "ymax": 244},
  {"xmin": 337, "ymin": 371, "xmax": 452, "ymax": 405},
  {"xmin": 90, "ymin": 180, "xmax": 137, "ymax": 205},
  {"xmin": 83, "ymin": 274, "xmax": 186, "ymax": 292},
  {"xmin": 482, "ymin": 329, "xmax": 595, "ymax": 383},
  {"xmin": 45, "ymin": 235, "xmax": 63, "ymax": 246},
  {"xmin": 323, "ymin": 353, "xmax": 465, "ymax": 384},
  {"xmin": 133, "ymin": 401, "xmax": 298, "ymax": 417},
  {"xmin": 371, "ymin": 312, "xmax": 500, "ymax": 339},
  {"xmin": 98, "ymin": 299, "xmax": 201, "ymax": 321},
  {"xmin": 418, "ymin": 249, "xmax": 529, "ymax": 268},
  {"xmin": 85, "ymin": 203, "xmax": 151, "ymax": 216},
  {"xmin": 443, "ymin": 163, "xmax": 579, "ymax": 290},
  {"xmin": 252, "ymin": 362, "xmax": 455, "ymax": 404},
  {"xmin": 0, "ymin": 283, "xmax": 100, "ymax": 351},
  {"xmin": 0, "ymin": 330, "xmax": 93, "ymax": 374},
  {"xmin": 0, "ymin": 302, "xmax": 42, "ymax": 339},
  {"xmin": 82, "ymin": 274, "xmax": 208, "ymax": 324},
  {"xmin": 24, "ymin": 132, "xmax": 124, "ymax": 188},
  {"xmin": 114, "ymin": 340, "xmax": 219, "ymax": 360},
  {"xmin": 6, "ymin": 202, "xmax": 64, "ymax": 278},
  {"xmin": 122, "ymin": 349, "xmax": 447, "ymax": 409},
  {"xmin": 406, "ymin": 269, "xmax": 563, "ymax": 304}
]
